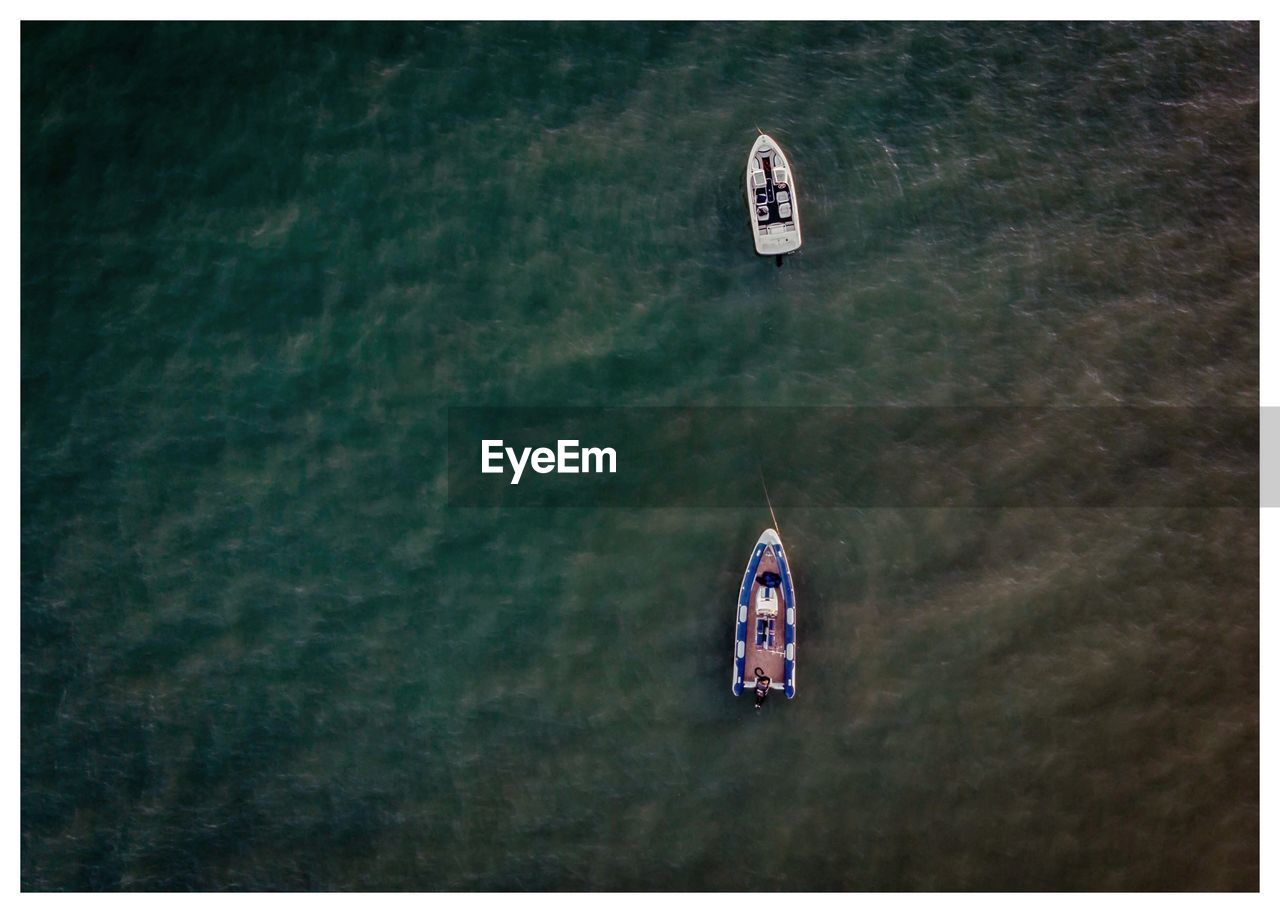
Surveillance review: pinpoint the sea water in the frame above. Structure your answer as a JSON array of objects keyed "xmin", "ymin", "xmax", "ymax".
[{"xmin": 22, "ymin": 22, "xmax": 1258, "ymax": 889}]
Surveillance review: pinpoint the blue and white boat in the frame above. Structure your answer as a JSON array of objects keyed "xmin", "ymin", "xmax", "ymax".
[{"xmin": 732, "ymin": 528, "xmax": 796, "ymax": 700}]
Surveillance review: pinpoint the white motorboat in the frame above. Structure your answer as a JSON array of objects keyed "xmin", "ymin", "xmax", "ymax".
[{"xmin": 746, "ymin": 133, "xmax": 802, "ymax": 257}]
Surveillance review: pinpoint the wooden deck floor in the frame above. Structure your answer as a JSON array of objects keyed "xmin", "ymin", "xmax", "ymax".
[{"xmin": 743, "ymin": 547, "xmax": 786, "ymax": 687}]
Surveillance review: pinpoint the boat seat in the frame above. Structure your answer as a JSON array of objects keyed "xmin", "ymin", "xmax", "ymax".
[
  {"xmin": 752, "ymin": 172, "xmax": 766, "ymax": 188},
  {"xmin": 776, "ymin": 190, "xmax": 790, "ymax": 204},
  {"xmin": 778, "ymin": 202, "xmax": 792, "ymax": 219},
  {"xmin": 756, "ymin": 586, "xmax": 779, "ymax": 618}
]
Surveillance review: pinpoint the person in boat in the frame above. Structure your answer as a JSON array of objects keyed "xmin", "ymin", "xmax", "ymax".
[
  {"xmin": 757, "ymin": 570, "xmax": 782, "ymax": 589},
  {"xmin": 754, "ymin": 667, "xmax": 772, "ymax": 708}
]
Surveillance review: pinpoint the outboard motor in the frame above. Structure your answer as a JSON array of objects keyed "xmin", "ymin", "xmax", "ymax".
[{"xmin": 754, "ymin": 667, "xmax": 771, "ymax": 709}]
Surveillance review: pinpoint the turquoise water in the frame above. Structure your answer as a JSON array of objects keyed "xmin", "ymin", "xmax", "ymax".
[{"xmin": 22, "ymin": 22, "xmax": 1258, "ymax": 889}]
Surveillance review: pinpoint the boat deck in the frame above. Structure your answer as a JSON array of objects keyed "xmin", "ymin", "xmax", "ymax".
[
  {"xmin": 752, "ymin": 158, "xmax": 795, "ymax": 235},
  {"xmin": 743, "ymin": 547, "xmax": 787, "ymax": 687}
]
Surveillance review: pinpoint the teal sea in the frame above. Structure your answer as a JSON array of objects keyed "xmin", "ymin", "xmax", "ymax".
[{"xmin": 22, "ymin": 23, "xmax": 1258, "ymax": 889}]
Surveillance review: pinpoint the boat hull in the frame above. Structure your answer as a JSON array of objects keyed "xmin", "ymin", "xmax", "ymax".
[
  {"xmin": 746, "ymin": 134, "xmax": 802, "ymax": 256},
  {"xmin": 732, "ymin": 528, "xmax": 797, "ymax": 699}
]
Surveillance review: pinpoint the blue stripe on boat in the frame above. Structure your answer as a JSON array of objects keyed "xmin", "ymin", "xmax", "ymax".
[
  {"xmin": 774, "ymin": 543, "xmax": 797, "ymax": 699},
  {"xmin": 732, "ymin": 543, "xmax": 768, "ymax": 694}
]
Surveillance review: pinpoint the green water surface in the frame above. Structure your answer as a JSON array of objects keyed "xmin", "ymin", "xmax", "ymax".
[{"xmin": 22, "ymin": 22, "xmax": 1258, "ymax": 889}]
